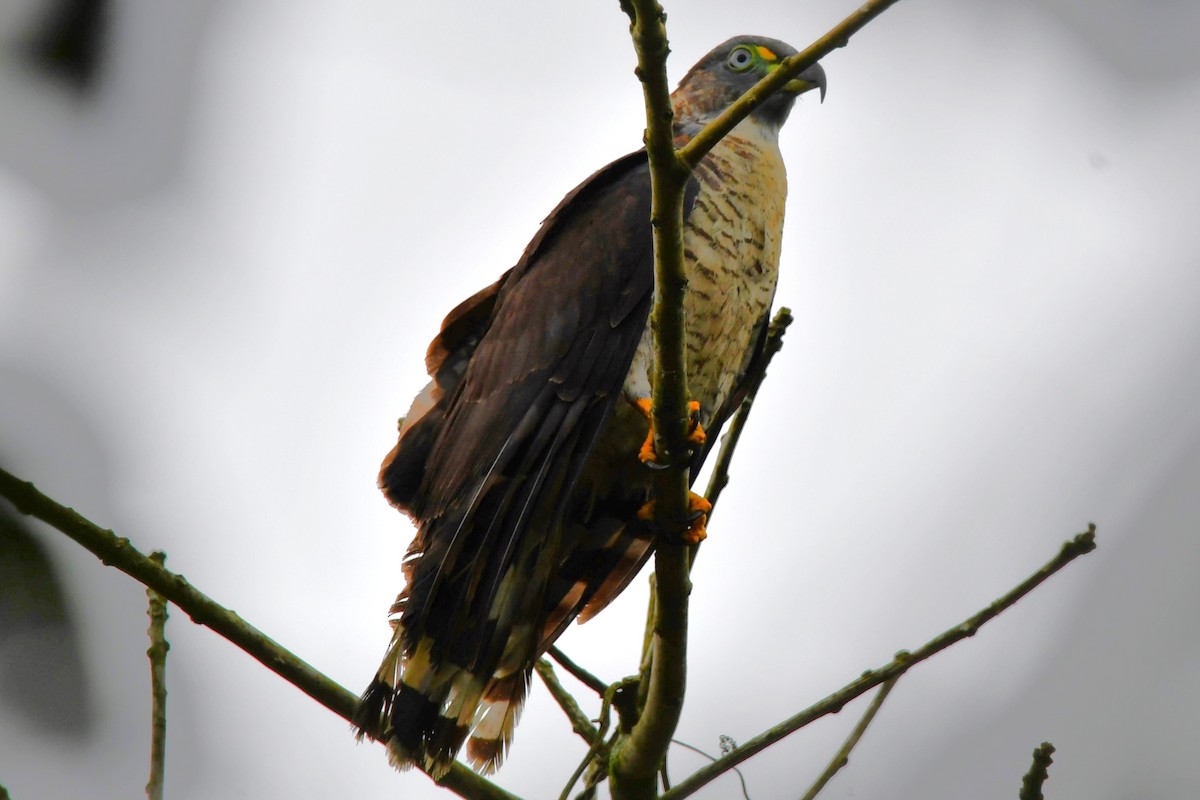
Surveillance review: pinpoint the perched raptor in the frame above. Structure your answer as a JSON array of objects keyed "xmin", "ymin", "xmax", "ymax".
[{"xmin": 355, "ymin": 35, "xmax": 826, "ymax": 776}]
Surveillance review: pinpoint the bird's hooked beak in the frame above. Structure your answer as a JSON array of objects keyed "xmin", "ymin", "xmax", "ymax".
[{"xmin": 777, "ymin": 61, "xmax": 827, "ymax": 103}]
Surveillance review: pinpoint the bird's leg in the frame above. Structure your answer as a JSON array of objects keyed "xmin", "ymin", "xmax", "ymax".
[
  {"xmin": 637, "ymin": 493, "xmax": 713, "ymax": 544},
  {"xmin": 633, "ymin": 397, "xmax": 707, "ymax": 468},
  {"xmin": 633, "ymin": 397, "xmax": 712, "ymax": 544}
]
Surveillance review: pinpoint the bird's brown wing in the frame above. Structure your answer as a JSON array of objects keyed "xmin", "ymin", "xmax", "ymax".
[
  {"xmin": 554, "ymin": 291, "xmax": 775, "ymax": 633},
  {"xmin": 389, "ymin": 150, "xmax": 657, "ymax": 643},
  {"xmin": 378, "ymin": 272, "xmax": 510, "ymax": 514},
  {"xmin": 363, "ymin": 151, "xmax": 703, "ymax": 773}
]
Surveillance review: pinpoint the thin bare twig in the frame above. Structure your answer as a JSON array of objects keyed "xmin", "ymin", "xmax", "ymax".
[
  {"xmin": 547, "ymin": 646, "xmax": 609, "ymax": 697},
  {"xmin": 799, "ymin": 676, "xmax": 899, "ymax": 800},
  {"xmin": 670, "ymin": 739, "xmax": 751, "ymax": 800},
  {"xmin": 703, "ymin": 308, "xmax": 794, "ymax": 517},
  {"xmin": 145, "ymin": 550, "xmax": 169, "ymax": 800},
  {"xmin": 574, "ymin": 733, "xmax": 618, "ymax": 800},
  {"xmin": 1019, "ymin": 742, "xmax": 1056, "ymax": 800},
  {"xmin": 559, "ymin": 679, "xmax": 631, "ymax": 800},
  {"xmin": 633, "ymin": 571, "xmax": 657, "ymax": 723},
  {"xmin": 536, "ymin": 659, "xmax": 599, "ymax": 745},
  {"xmin": 659, "ymin": 526, "xmax": 1097, "ymax": 800}
]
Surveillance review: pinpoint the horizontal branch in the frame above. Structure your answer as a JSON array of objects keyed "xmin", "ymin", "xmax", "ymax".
[
  {"xmin": 0, "ymin": 468, "xmax": 518, "ymax": 800},
  {"xmin": 660, "ymin": 525, "xmax": 1097, "ymax": 800}
]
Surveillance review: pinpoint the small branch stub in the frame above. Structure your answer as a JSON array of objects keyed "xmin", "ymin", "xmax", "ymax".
[{"xmin": 1019, "ymin": 742, "xmax": 1057, "ymax": 800}]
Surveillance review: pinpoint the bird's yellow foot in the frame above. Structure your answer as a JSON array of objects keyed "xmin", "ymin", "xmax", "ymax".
[
  {"xmin": 637, "ymin": 493, "xmax": 713, "ymax": 544},
  {"xmin": 683, "ymin": 493, "xmax": 713, "ymax": 544},
  {"xmin": 634, "ymin": 398, "xmax": 707, "ymax": 466}
]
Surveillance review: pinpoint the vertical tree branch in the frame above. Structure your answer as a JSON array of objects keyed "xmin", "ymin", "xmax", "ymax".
[
  {"xmin": 610, "ymin": 2, "xmax": 694, "ymax": 798},
  {"xmin": 614, "ymin": 3, "xmax": 909, "ymax": 795},
  {"xmin": 634, "ymin": 572, "xmax": 658, "ymax": 720},
  {"xmin": 145, "ymin": 550, "xmax": 169, "ymax": 800}
]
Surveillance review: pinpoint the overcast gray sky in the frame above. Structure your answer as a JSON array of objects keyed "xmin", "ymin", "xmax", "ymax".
[{"xmin": 2, "ymin": 1, "xmax": 1199, "ymax": 798}]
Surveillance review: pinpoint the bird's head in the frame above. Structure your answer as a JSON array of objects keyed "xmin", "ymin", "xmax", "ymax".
[{"xmin": 672, "ymin": 36, "xmax": 826, "ymax": 134}]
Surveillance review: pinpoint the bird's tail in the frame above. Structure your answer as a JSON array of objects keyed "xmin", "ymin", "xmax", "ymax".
[{"xmin": 353, "ymin": 629, "xmax": 532, "ymax": 778}]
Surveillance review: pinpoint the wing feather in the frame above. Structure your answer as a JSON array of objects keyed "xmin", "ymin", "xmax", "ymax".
[{"xmin": 361, "ymin": 151, "xmax": 661, "ymax": 773}]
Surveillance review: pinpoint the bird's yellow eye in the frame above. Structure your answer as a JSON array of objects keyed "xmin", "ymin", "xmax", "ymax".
[{"xmin": 726, "ymin": 46, "xmax": 754, "ymax": 72}]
